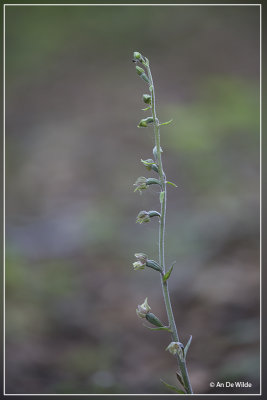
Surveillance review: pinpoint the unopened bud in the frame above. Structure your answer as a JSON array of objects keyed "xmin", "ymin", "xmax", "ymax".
[
  {"xmin": 138, "ymin": 117, "xmax": 154, "ymax": 128},
  {"xmin": 136, "ymin": 66, "xmax": 145, "ymax": 76},
  {"xmin": 153, "ymin": 145, "xmax": 163, "ymax": 161},
  {"xmin": 140, "ymin": 73, "xmax": 149, "ymax": 83},
  {"xmin": 143, "ymin": 94, "xmax": 151, "ymax": 104},
  {"xmin": 141, "ymin": 159, "xmax": 159, "ymax": 173},
  {"xmin": 133, "ymin": 51, "xmax": 148, "ymax": 65},
  {"xmin": 135, "ymin": 66, "xmax": 149, "ymax": 83},
  {"xmin": 133, "ymin": 51, "xmax": 142, "ymax": 60}
]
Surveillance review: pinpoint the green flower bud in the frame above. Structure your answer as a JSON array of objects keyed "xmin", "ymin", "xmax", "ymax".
[
  {"xmin": 140, "ymin": 73, "xmax": 150, "ymax": 84},
  {"xmin": 133, "ymin": 51, "xmax": 148, "ymax": 65},
  {"xmin": 153, "ymin": 145, "xmax": 163, "ymax": 162},
  {"xmin": 133, "ymin": 51, "xmax": 142, "ymax": 60},
  {"xmin": 136, "ymin": 297, "xmax": 151, "ymax": 318},
  {"xmin": 136, "ymin": 66, "xmax": 145, "ymax": 76},
  {"xmin": 145, "ymin": 312, "xmax": 164, "ymax": 327},
  {"xmin": 141, "ymin": 159, "xmax": 159, "ymax": 173},
  {"xmin": 135, "ymin": 66, "xmax": 149, "ymax": 83},
  {"xmin": 138, "ymin": 117, "xmax": 154, "ymax": 128},
  {"xmin": 141, "ymin": 158, "xmax": 154, "ymax": 170},
  {"xmin": 138, "ymin": 120, "xmax": 148, "ymax": 128},
  {"xmin": 143, "ymin": 94, "xmax": 151, "ymax": 104}
]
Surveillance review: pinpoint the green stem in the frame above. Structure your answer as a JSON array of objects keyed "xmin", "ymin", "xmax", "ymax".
[{"xmin": 145, "ymin": 60, "xmax": 193, "ymax": 395}]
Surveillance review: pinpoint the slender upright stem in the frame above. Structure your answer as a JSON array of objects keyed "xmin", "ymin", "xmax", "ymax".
[{"xmin": 145, "ymin": 61, "xmax": 193, "ymax": 394}]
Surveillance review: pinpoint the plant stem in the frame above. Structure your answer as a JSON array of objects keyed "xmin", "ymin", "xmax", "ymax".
[{"xmin": 145, "ymin": 60, "xmax": 193, "ymax": 395}]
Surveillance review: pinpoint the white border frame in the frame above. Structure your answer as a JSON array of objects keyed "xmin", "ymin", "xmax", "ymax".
[{"xmin": 3, "ymin": 2, "xmax": 262, "ymax": 396}]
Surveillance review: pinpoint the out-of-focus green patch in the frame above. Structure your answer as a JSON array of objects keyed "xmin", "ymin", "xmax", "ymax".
[
  {"xmin": 5, "ymin": 246, "xmax": 77, "ymax": 339},
  {"xmin": 36, "ymin": 260, "xmax": 77, "ymax": 298},
  {"xmin": 164, "ymin": 77, "xmax": 259, "ymax": 153},
  {"xmin": 5, "ymin": 247, "xmax": 28, "ymax": 294},
  {"xmin": 161, "ymin": 77, "xmax": 259, "ymax": 192},
  {"xmin": 6, "ymin": 246, "xmax": 75, "ymax": 299},
  {"xmin": 5, "ymin": 6, "xmax": 153, "ymax": 82}
]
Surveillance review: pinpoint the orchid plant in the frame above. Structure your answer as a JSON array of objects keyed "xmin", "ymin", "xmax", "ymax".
[{"xmin": 131, "ymin": 51, "xmax": 193, "ymax": 394}]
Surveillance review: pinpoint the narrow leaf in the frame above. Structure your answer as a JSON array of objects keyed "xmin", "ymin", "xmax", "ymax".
[
  {"xmin": 166, "ymin": 181, "xmax": 178, "ymax": 188},
  {"xmin": 142, "ymin": 106, "xmax": 151, "ymax": 111},
  {"xmin": 159, "ymin": 119, "xmax": 173, "ymax": 126},
  {"xmin": 160, "ymin": 191, "xmax": 165, "ymax": 204},
  {"xmin": 141, "ymin": 159, "xmax": 154, "ymax": 167},
  {"xmin": 160, "ymin": 379, "xmax": 186, "ymax": 394},
  {"xmin": 143, "ymin": 324, "xmax": 172, "ymax": 332},
  {"xmin": 163, "ymin": 262, "xmax": 176, "ymax": 282},
  {"xmin": 184, "ymin": 335, "xmax": 192, "ymax": 358}
]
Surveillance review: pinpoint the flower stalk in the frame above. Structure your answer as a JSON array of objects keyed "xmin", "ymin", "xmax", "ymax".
[{"xmin": 131, "ymin": 51, "xmax": 193, "ymax": 394}]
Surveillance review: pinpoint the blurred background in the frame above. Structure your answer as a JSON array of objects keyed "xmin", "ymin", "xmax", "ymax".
[{"xmin": 5, "ymin": 4, "xmax": 260, "ymax": 395}]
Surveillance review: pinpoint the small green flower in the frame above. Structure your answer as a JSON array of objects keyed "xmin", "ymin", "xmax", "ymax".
[
  {"xmin": 165, "ymin": 341, "xmax": 184, "ymax": 358},
  {"xmin": 134, "ymin": 176, "xmax": 160, "ymax": 192},
  {"xmin": 133, "ymin": 253, "xmax": 148, "ymax": 270},
  {"xmin": 136, "ymin": 210, "xmax": 161, "ymax": 224},
  {"xmin": 136, "ymin": 297, "xmax": 151, "ymax": 318},
  {"xmin": 136, "ymin": 210, "xmax": 150, "ymax": 224},
  {"xmin": 133, "ymin": 261, "xmax": 145, "ymax": 271},
  {"xmin": 133, "ymin": 176, "xmax": 147, "ymax": 192},
  {"xmin": 134, "ymin": 253, "xmax": 148, "ymax": 263}
]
